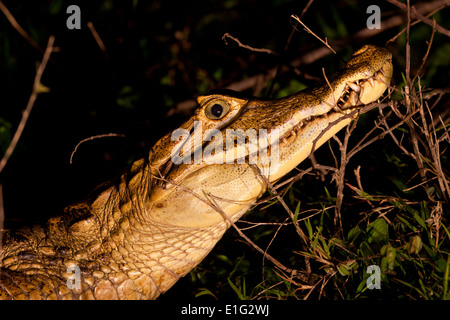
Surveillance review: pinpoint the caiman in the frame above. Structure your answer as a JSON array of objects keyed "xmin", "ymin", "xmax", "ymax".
[{"xmin": 0, "ymin": 45, "xmax": 392, "ymax": 299}]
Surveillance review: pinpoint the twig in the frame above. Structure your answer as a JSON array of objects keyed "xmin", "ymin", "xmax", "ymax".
[
  {"xmin": 87, "ymin": 21, "xmax": 109, "ymax": 59},
  {"xmin": 266, "ymin": 0, "xmax": 315, "ymax": 97},
  {"xmin": 222, "ymin": 33, "xmax": 278, "ymax": 56},
  {"xmin": 290, "ymin": 15, "xmax": 336, "ymax": 54},
  {"xmin": 413, "ymin": 20, "xmax": 436, "ymax": 82},
  {"xmin": 0, "ymin": 36, "xmax": 55, "ymax": 174},
  {"xmin": 386, "ymin": 3, "xmax": 442, "ymax": 45},
  {"xmin": 203, "ymin": 192, "xmax": 308, "ymax": 282},
  {"xmin": 0, "ymin": 1, "xmax": 44, "ymax": 54},
  {"xmin": 169, "ymin": 0, "xmax": 447, "ymax": 116},
  {"xmin": 69, "ymin": 133, "xmax": 126, "ymax": 164},
  {"xmin": 252, "ymin": 165, "xmax": 309, "ymax": 245},
  {"xmin": 385, "ymin": 0, "xmax": 450, "ymax": 38},
  {"xmin": 347, "ymin": 104, "xmax": 420, "ymax": 160}
]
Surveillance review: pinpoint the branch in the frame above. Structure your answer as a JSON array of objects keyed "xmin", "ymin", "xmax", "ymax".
[
  {"xmin": 290, "ymin": 15, "xmax": 336, "ymax": 54},
  {"xmin": 385, "ymin": 0, "xmax": 450, "ymax": 37},
  {"xmin": 0, "ymin": 1, "xmax": 44, "ymax": 54},
  {"xmin": 222, "ymin": 33, "xmax": 278, "ymax": 56},
  {"xmin": 69, "ymin": 133, "xmax": 126, "ymax": 164},
  {"xmin": 0, "ymin": 36, "xmax": 55, "ymax": 174}
]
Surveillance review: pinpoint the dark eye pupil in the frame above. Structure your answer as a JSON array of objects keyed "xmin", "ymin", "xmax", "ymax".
[{"xmin": 211, "ymin": 104, "xmax": 223, "ymax": 117}]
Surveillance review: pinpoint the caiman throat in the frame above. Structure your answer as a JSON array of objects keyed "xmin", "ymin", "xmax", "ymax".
[{"xmin": 0, "ymin": 45, "xmax": 392, "ymax": 299}]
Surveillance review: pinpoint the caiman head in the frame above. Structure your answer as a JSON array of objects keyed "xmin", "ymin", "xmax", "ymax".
[
  {"xmin": 0, "ymin": 45, "xmax": 393, "ymax": 300},
  {"xmin": 146, "ymin": 45, "xmax": 392, "ymax": 229}
]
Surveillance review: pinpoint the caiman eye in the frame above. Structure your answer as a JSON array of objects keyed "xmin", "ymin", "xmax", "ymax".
[{"xmin": 204, "ymin": 100, "xmax": 230, "ymax": 120}]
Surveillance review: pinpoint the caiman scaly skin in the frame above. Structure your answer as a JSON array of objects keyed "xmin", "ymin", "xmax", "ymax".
[{"xmin": 0, "ymin": 45, "xmax": 392, "ymax": 299}]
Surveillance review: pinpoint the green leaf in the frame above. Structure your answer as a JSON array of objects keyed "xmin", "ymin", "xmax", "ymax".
[
  {"xmin": 304, "ymin": 218, "xmax": 313, "ymax": 240},
  {"xmin": 293, "ymin": 201, "xmax": 301, "ymax": 224},
  {"xmin": 228, "ymin": 278, "xmax": 245, "ymax": 300},
  {"xmin": 367, "ymin": 218, "xmax": 389, "ymax": 243},
  {"xmin": 195, "ymin": 288, "xmax": 217, "ymax": 299},
  {"xmin": 359, "ymin": 241, "xmax": 373, "ymax": 257},
  {"xmin": 337, "ymin": 260, "xmax": 358, "ymax": 276},
  {"xmin": 413, "ymin": 211, "xmax": 427, "ymax": 230},
  {"xmin": 347, "ymin": 226, "xmax": 362, "ymax": 243}
]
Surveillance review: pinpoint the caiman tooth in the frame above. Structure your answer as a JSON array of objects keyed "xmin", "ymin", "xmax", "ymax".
[
  {"xmin": 379, "ymin": 68, "xmax": 385, "ymax": 76},
  {"xmin": 367, "ymin": 77, "xmax": 375, "ymax": 88},
  {"xmin": 347, "ymin": 81, "xmax": 360, "ymax": 92}
]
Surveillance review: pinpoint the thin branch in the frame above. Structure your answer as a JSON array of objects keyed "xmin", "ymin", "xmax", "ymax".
[
  {"xmin": 222, "ymin": 33, "xmax": 278, "ymax": 56},
  {"xmin": 87, "ymin": 21, "xmax": 109, "ymax": 60},
  {"xmin": 69, "ymin": 133, "xmax": 126, "ymax": 164},
  {"xmin": 266, "ymin": 0, "xmax": 316, "ymax": 97},
  {"xmin": 169, "ymin": 0, "xmax": 447, "ymax": 116},
  {"xmin": 290, "ymin": 15, "xmax": 336, "ymax": 54},
  {"xmin": 251, "ymin": 165, "xmax": 309, "ymax": 245},
  {"xmin": 203, "ymin": 192, "xmax": 308, "ymax": 282},
  {"xmin": 385, "ymin": 0, "xmax": 450, "ymax": 38},
  {"xmin": 413, "ymin": 20, "xmax": 436, "ymax": 82},
  {"xmin": 386, "ymin": 3, "xmax": 442, "ymax": 45},
  {"xmin": 0, "ymin": 36, "xmax": 55, "ymax": 174},
  {"xmin": 0, "ymin": 1, "xmax": 44, "ymax": 54}
]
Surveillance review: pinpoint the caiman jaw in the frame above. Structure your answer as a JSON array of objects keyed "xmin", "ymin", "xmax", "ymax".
[
  {"xmin": 151, "ymin": 45, "xmax": 393, "ymax": 189},
  {"xmin": 279, "ymin": 55, "xmax": 393, "ymax": 148}
]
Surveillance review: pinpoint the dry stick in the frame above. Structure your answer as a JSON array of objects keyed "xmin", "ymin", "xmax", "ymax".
[
  {"xmin": 402, "ymin": 0, "xmax": 429, "ymax": 186},
  {"xmin": 309, "ymin": 108, "xmax": 362, "ymax": 170},
  {"xmin": 379, "ymin": 105, "xmax": 417, "ymax": 160},
  {"xmin": 413, "ymin": 20, "xmax": 436, "ymax": 83},
  {"xmin": 386, "ymin": 3, "xmax": 444, "ymax": 45},
  {"xmin": 154, "ymin": 172, "xmax": 308, "ymax": 282},
  {"xmin": 222, "ymin": 33, "xmax": 278, "ymax": 56},
  {"xmin": 348, "ymin": 105, "xmax": 421, "ymax": 160},
  {"xmin": 419, "ymin": 78, "xmax": 450, "ymax": 202},
  {"xmin": 432, "ymin": 117, "xmax": 450, "ymax": 200},
  {"xmin": 0, "ymin": 36, "xmax": 55, "ymax": 174},
  {"xmin": 203, "ymin": 192, "xmax": 308, "ymax": 282},
  {"xmin": 69, "ymin": 133, "xmax": 126, "ymax": 165},
  {"xmin": 346, "ymin": 102, "xmax": 393, "ymax": 159},
  {"xmin": 87, "ymin": 21, "xmax": 109, "ymax": 59},
  {"xmin": 252, "ymin": 166, "xmax": 309, "ymax": 246},
  {"xmin": 170, "ymin": 1, "xmax": 446, "ymax": 116},
  {"xmin": 0, "ymin": 1, "xmax": 44, "ymax": 54},
  {"xmin": 319, "ymin": 68, "xmax": 351, "ymax": 233},
  {"xmin": 290, "ymin": 15, "xmax": 336, "ymax": 55},
  {"xmin": 333, "ymin": 120, "xmax": 358, "ymax": 235},
  {"xmin": 385, "ymin": 0, "xmax": 450, "ymax": 38},
  {"xmin": 306, "ymin": 69, "xmax": 339, "ymax": 181},
  {"xmin": 266, "ymin": 0, "xmax": 315, "ymax": 97},
  {"xmin": 260, "ymin": 217, "xmax": 290, "ymax": 291}
]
